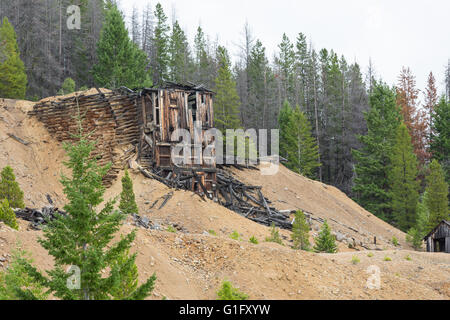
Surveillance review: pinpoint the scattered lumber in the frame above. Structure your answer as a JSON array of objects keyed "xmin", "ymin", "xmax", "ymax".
[
  {"xmin": 137, "ymin": 164, "xmax": 294, "ymax": 229},
  {"xmin": 14, "ymin": 206, "xmax": 67, "ymax": 229},
  {"xmin": 7, "ymin": 133, "xmax": 30, "ymax": 146}
]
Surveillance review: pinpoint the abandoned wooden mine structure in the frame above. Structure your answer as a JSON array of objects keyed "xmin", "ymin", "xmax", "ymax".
[
  {"xmin": 29, "ymin": 82, "xmax": 216, "ymax": 192},
  {"xmin": 29, "ymin": 83, "xmax": 294, "ymax": 229},
  {"xmin": 424, "ymin": 220, "xmax": 450, "ymax": 253}
]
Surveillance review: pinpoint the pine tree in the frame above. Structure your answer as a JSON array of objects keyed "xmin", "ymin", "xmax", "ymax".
[
  {"xmin": 152, "ymin": 3, "xmax": 170, "ymax": 85},
  {"xmin": 313, "ymin": 220, "xmax": 337, "ymax": 253},
  {"xmin": 389, "ymin": 124, "xmax": 420, "ymax": 231},
  {"xmin": 0, "ymin": 17, "xmax": 27, "ymax": 99},
  {"xmin": 430, "ymin": 97, "xmax": 450, "ymax": 185},
  {"xmin": 214, "ymin": 46, "xmax": 241, "ymax": 132},
  {"xmin": 58, "ymin": 78, "xmax": 76, "ymax": 96},
  {"xmin": 406, "ymin": 195, "xmax": 429, "ymax": 250},
  {"xmin": 275, "ymin": 33, "xmax": 295, "ymax": 107},
  {"xmin": 425, "ymin": 160, "xmax": 449, "ymax": 231},
  {"xmin": 217, "ymin": 280, "xmax": 248, "ymax": 300},
  {"xmin": 193, "ymin": 26, "xmax": 213, "ymax": 88},
  {"xmin": 0, "ymin": 199, "xmax": 18, "ymax": 230},
  {"xmin": 109, "ymin": 247, "xmax": 139, "ymax": 300},
  {"xmin": 0, "ymin": 166, "xmax": 25, "ymax": 209},
  {"xmin": 278, "ymin": 100, "xmax": 296, "ymax": 165},
  {"xmin": 291, "ymin": 210, "xmax": 310, "ymax": 250},
  {"xmin": 291, "ymin": 106, "xmax": 321, "ymax": 179},
  {"xmin": 279, "ymin": 102, "xmax": 321, "ymax": 179},
  {"xmin": 119, "ymin": 169, "xmax": 139, "ymax": 215},
  {"xmin": 93, "ymin": 4, "xmax": 149, "ymax": 89},
  {"xmin": 169, "ymin": 21, "xmax": 192, "ymax": 83},
  {"xmin": 0, "ymin": 248, "xmax": 48, "ymax": 300},
  {"xmin": 14, "ymin": 117, "xmax": 156, "ymax": 300},
  {"xmin": 246, "ymin": 39, "xmax": 275, "ymax": 130},
  {"xmin": 352, "ymin": 82, "xmax": 402, "ymax": 222},
  {"xmin": 424, "ymin": 72, "xmax": 438, "ymax": 156},
  {"xmin": 396, "ymin": 67, "xmax": 427, "ymax": 164}
]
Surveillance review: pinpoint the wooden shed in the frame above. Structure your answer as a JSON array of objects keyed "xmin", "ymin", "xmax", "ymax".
[{"xmin": 424, "ymin": 220, "xmax": 450, "ymax": 253}]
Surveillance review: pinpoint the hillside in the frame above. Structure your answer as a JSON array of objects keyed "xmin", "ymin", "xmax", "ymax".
[{"xmin": 0, "ymin": 97, "xmax": 449, "ymax": 300}]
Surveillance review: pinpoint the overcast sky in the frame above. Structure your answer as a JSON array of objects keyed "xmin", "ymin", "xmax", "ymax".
[{"xmin": 120, "ymin": 0, "xmax": 449, "ymax": 95}]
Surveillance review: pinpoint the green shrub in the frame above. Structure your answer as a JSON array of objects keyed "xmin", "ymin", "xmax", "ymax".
[
  {"xmin": 208, "ymin": 230, "xmax": 217, "ymax": 236},
  {"xmin": 265, "ymin": 223, "xmax": 283, "ymax": 245},
  {"xmin": 249, "ymin": 236, "xmax": 258, "ymax": 244},
  {"xmin": 405, "ymin": 255, "xmax": 412, "ymax": 261},
  {"xmin": 230, "ymin": 230, "xmax": 240, "ymax": 241},
  {"xmin": 383, "ymin": 256, "xmax": 392, "ymax": 261},
  {"xmin": 217, "ymin": 280, "xmax": 248, "ymax": 300},
  {"xmin": 0, "ymin": 199, "xmax": 18, "ymax": 230},
  {"xmin": 166, "ymin": 225, "xmax": 176, "ymax": 233},
  {"xmin": 351, "ymin": 255, "xmax": 360, "ymax": 264},
  {"xmin": 367, "ymin": 252, "xmax": 374, "ymax": 258},
  {"xmin": 0, "ymin": 248, "xmax": 49, "ymax": 300},
  {"xmin": 392, "ymin": 237, "xmax": 399, "ymax": 247},
  {"xmin": 0, "ymin": 166, "xmax": 25, "ymax": 209},
  {"xmin": 313, "ymin": 220, "xmax": 337, "ymax": 253}
]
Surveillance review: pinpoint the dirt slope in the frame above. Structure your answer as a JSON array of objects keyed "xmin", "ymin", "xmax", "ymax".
[
  {"xmin": 232, "ymin": 165, "xmax": 408, "ymax": 250},
  {"xmin": 0, "ymin": 98, "xmax": 449, "ymax": 300}
]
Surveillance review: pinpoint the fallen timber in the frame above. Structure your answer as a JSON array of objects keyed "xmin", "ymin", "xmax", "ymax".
[
  {"xmin": 13, "ymin": 206, "xmax": 67, "ymax": 229},
  {"xmin": 135, "ymin": 162, "xmax": 295, "ymax": 230}
]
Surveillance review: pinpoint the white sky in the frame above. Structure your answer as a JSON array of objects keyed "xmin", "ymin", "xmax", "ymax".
[{"xmin": 119, "ymin": 0, "xmax": 449, "ymax": 95}]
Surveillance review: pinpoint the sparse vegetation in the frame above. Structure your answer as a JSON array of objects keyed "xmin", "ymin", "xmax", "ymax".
[
  {"xmin": 351, "ymin": 255, "xmax": 360, "ymax": 264},
  {"xmin": 249, "ymin": 236, "xmax": 258, "ymax": 244},
  {"xmin": 230, "ymin": 230, "xmax": 240, "ymax": 241},
  {"xmin": 405, "ymin": 255, "xmax": 412, "ymax": 261},
  {"xmin": 167, "ymin": 225, "xmax": 177, "ymax": 233},
  {"xmin": 265, "ymin": 223, "xmax": 283, "ymax": 245},
  {"xmin": 208, "ymin": 230, "xmax": 217, "ymax": 236},
  {"xmin": 217, "ymin": 280, "xmax": 248, "ymax": 300},
  {"xmin": 384, "ymin": 256, "xmax": 392, "ymax": 261},
  {"xmin": 367, "ymin": 252, "xmax": 374, "ymax": 258},
  {"xmin": 392, "ymin": 237, "xmax": 399, "ymax": 246}
]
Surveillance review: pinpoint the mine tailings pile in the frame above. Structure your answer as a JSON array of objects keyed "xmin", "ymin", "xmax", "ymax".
[{"xmin": 28, "ymin": 84, "xmax": 294, "ymax": 229}]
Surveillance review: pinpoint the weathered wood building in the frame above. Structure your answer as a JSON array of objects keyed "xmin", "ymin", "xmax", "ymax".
[
  {"xmin": 30, "ymin": 83, "xmax": 216, "ymax": 192},
  {"xmin": 424, "ymin": 220, "xmax": 450, "ymax": 253}
]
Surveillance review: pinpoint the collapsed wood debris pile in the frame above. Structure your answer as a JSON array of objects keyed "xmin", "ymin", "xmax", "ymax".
[
  {"xmin": 13, "ymin": 206, "xmax": 67, "ymax": 230},
  {"xmin": 215, "ymin": 169, "xmax": 294, "ymax": 229},
  {"xmin": 135, "ymin": 162, "xmax": 295, "ymax": 229}
]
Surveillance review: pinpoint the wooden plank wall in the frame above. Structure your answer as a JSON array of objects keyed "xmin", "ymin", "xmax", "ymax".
[{"xmin": 30, "ymin": 91, "xmax": 140, "ymax": 186}]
